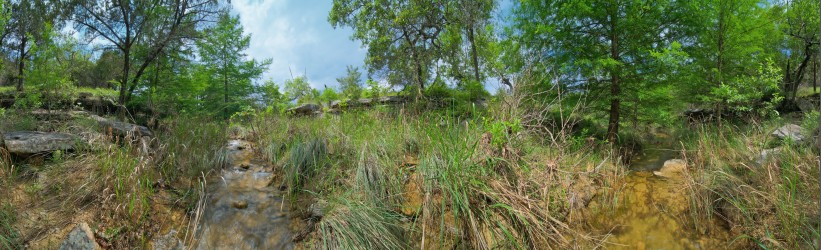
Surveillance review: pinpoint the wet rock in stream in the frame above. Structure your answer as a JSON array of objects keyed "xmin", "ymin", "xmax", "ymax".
[{"xmin": 653, "ymin": 159, "xmax": 687, "ymax": 178}]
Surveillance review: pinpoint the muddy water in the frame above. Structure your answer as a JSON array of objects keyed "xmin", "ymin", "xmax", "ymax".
[
  {"xmin": 586, "ymin": 148, "xmax": 730, "ymax": 249},
  {"xmin": 195, "ymin": 140, "xmax": 294, "ymax": 250}
]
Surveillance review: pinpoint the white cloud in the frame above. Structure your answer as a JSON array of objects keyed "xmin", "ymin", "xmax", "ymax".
[{"xmin": 231, "ymin": 0, "xmax": 367, "ymax": 90}]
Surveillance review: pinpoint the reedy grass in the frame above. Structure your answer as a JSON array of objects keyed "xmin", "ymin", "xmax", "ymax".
[
  {"xmin": 682, "ymin": 120, "xmax": 820, "ymax": 249},
  {"xmin": 317, "ymin": 196, "xmax": 408, "ymax": 250},
  {"xmin": 0, "ymin": 202, "xmax": 22, "ymax": 250}
]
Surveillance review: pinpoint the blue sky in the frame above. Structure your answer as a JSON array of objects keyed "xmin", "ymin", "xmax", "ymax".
[{"xmin": 230, "ymin": 0, "xmax": 367, "ymax": 90}]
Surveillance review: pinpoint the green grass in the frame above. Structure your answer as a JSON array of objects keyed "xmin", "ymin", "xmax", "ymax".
[
  {"xmin": 0, "ymin": 86, "xmax": 117, "ymax": 99},
  {"xmin": 0, "ymin": 203, "xmax": 22, "ymax": 250},
  {"xmin": 318, "ymin": 196, "xmax": 407, "ymax": 250},
  {"xmin": 796, "ymin": 86, "xmax": 821, "ymax": 98},
  {"xmin": 682, "ymin": 118, "xmax": 820, "ymax": 249}
]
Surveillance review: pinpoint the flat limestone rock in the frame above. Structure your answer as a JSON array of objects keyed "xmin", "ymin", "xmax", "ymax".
[
  {"xmin": 287, "ymin": 103, "xmax": 320, "ymax": 116},
  {"xmin": 58, "ymin": 223, "xmax": 101, "ymax": 250},
  {"xmin": 5, "ymin": 131, "xmax": 79, "ymax": 155},
  {"xmin": 90, "ymin": 115, "xmax": 153, "ymax": 137},
  {"xmin": 771, "ymin": 124, "xmax": 804, "ymax": 142}
]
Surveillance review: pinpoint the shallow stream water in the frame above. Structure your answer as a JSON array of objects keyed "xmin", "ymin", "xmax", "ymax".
[
  {"xmin": 586, "ymin": 148, "xmax": 731, "ymax": 249},
  {"xmin": 194, "ymin": 140, "xmax": 294, "ymax": 250}
]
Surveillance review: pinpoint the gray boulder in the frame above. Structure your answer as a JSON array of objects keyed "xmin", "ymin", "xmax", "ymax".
[
  {"xmin": 151, "ymin": 230, "xmax": 185, "ymax": 250},
  {"xmin": 288, "ymin": 103, "xmax": 321, "ymax": 116},
  {"xmin": 772, "ymin": 124, "xmax": 805, "ymax": 142},
  {"xmin": 58, "ymin": 223, "xmax": 101, "ymax": 250},
  {"xmin": 757, "ymin": 147, "xmax": 783, "ymax": 165},
  {"xmin": 90, "ymin": 115, "xmax": 153, "ymax": 137},
  {"xmin": 4, "ymin": 131, "xmax": 79, "ymax": 155},
  {"xmin": 330, "ymin": 100, "xmax": 342, "ymax": 109}
]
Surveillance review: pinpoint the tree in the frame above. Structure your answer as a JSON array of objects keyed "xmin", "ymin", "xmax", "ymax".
[
  {"xmin": 26, "ymin": 23, "xmax": 75, "ymax": 109},
  {"xmin": 259, "ymin": 79, "xmax": 289, "ymax": 112},
  {"xmin": 780, "ymin": 0, "xmax": 820, "ymax": 105},
  {"xmin": 515, "ymin": 0, "xmax": 695, "ymax": 142},
  {"xmin": 284, "ymin": 76, "xmax": 312, "ymax": 103},
  {"xmin": 337, "ymin": 65, "xmax": 362, "ymax": 100},
  {"xmin": 330, "ymin": 0, "xmax": 498, "ymax": 98},
  {"xmin": 685, "ymin": 0, "xmax": 781, "ymax": 118},
  {"xmin": 197, "ymin": 12, "xmax": 270, "ymax": 119},
  {"xmin": 3, "ymin": 0, "xmax": 62, "ymax": 91},
  {"xmin": 320, "ymin": 86, "xmax": 339, "ymax": 107},
  {"xmin": 329, "ymin": 0, "xmax": 451, "ymax": 97},
  {"xmin": 71, "ymin": 0, "xmax": 220, "ymax": 107}
]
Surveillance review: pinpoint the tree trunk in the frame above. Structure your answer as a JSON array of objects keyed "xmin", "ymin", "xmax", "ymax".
[
  {"xmin": 468, "ymin": 25, "xmax": 480, "ymax": 82},
  {"xmin": 606, "ymin": 14, "xmax": 620, "ymax": 143},
  {"xmin": 716, "ymin": 3, "xmax": 726, "ymax": 128},
  {"xmin": 16, "ymin": 36, "xmax": 26, "ymax": 92},
  {"xmin": 120, "ymin": 43, "xmax": 130, "ymax": 116},
  {"xmin": 413, "ymin": 50, "xmax": 424, "ymax": 99},
  {"xmin": 814, "ymin": 60, "xmax": 817, "ymax": 93},
  {"xmin": 224, "ymin": 70, "xmax": 228, "ymax": 119}
]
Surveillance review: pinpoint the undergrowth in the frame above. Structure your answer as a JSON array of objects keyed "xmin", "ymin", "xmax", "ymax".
[{"xmin": 682, "ymin": 117, "xmax": 820, "ymax": 249}]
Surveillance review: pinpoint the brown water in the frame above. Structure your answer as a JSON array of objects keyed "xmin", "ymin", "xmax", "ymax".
[
  {"xmin": 195, "ymin": 140, "xmax": 295, "ymax": 250},
  {"xmin": 586, "ymin": 148, "xmax": 731, "ymax": 249}
]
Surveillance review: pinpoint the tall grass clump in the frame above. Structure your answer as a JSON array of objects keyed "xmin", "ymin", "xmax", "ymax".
[
  {"xmin": 157, "ymin": 116, "xmax": 227, "ymax": 179},
  {"xmin": 684, "ymin": 121, "xmax": 820, "ymax": 249},
  {"xmin": 0, "ymin": 203, "xmax": 22, "ymax": 249},
  {"xmin": 354, "ymin": 148, "xmax": 399, "ymax": 205},
  {"xmin": 284, "ymin": 138, "xmax": 329, "ymax": 196},
  {"xmin": 317, "ymin": 196, "xmax": 407, "ymax": 250}
]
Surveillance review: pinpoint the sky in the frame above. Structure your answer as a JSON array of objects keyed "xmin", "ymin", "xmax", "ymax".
[{"xmin": 230, "ymin": 0, "xmax": 366, "ymax": 90}]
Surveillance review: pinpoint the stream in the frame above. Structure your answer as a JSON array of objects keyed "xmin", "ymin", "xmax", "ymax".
[
  {"xmin": 586, "ymin": 147, "xmax": 731, "ymax": 249},
  {"xmin": 192, "ymin": 140, "xmax": 732, "ymax": 249},
  {"xmin": 194, "ymin": 140, "xmax": 295, "ymax": 250}
]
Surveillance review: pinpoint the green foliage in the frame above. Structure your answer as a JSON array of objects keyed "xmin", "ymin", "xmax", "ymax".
[
  {"xmin": 337, "ymin": 65, "xmax": 363, "ymax": 100},
  {"xmin": 362, "ymin": 79, "xmax": 385, "ymax": 99},
  {"xmin": 196, "ymin": 12, "xmax": 271, "ymax": 118},
  {"xmin": 259, "ymin": 79, "xmax": 290, "ymax": 113},
  {"xmin": 329, "ymin": 0, "xmax": 496, "ymax": 95},
  {"xmin": 482, "ymin": 117, "xmax": 522, "ymax": 148},
  {"xmin": 320, "ymin": 88, "xmax": 340, "ymax": 107},
  {"xmin": 26, "ymin": 23, "xmax": 76, "ymax": 109},
  {"xmin": 707, "ymin": 59, "xmax": 783, "ymax": 117},
  {"xmin": 285, "ymin": 76, "xmax": 313, "ymax": 103}
]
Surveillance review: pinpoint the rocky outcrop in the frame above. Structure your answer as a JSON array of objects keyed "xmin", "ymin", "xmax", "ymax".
[
  {"xmin": 4, "ymin": 131, "xmax": 79, "ymax": 155},
  {"xmin": 653, "ymin": 159, "xmax": 687, "ymax": 178},
  {"xmin": 772, "ymin": 124, "xmax": 805, "ymax": 142},
  {"xmin": 58, "ymin": 223, "xmax": 101, "ymax": 250},
  {"xmin": 287, "ymin": 103, "xmax": 321, "ymax": 116},
  {"xmin": 90, "ymin": 115, "xmax": 153, "ymax": 138}
]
